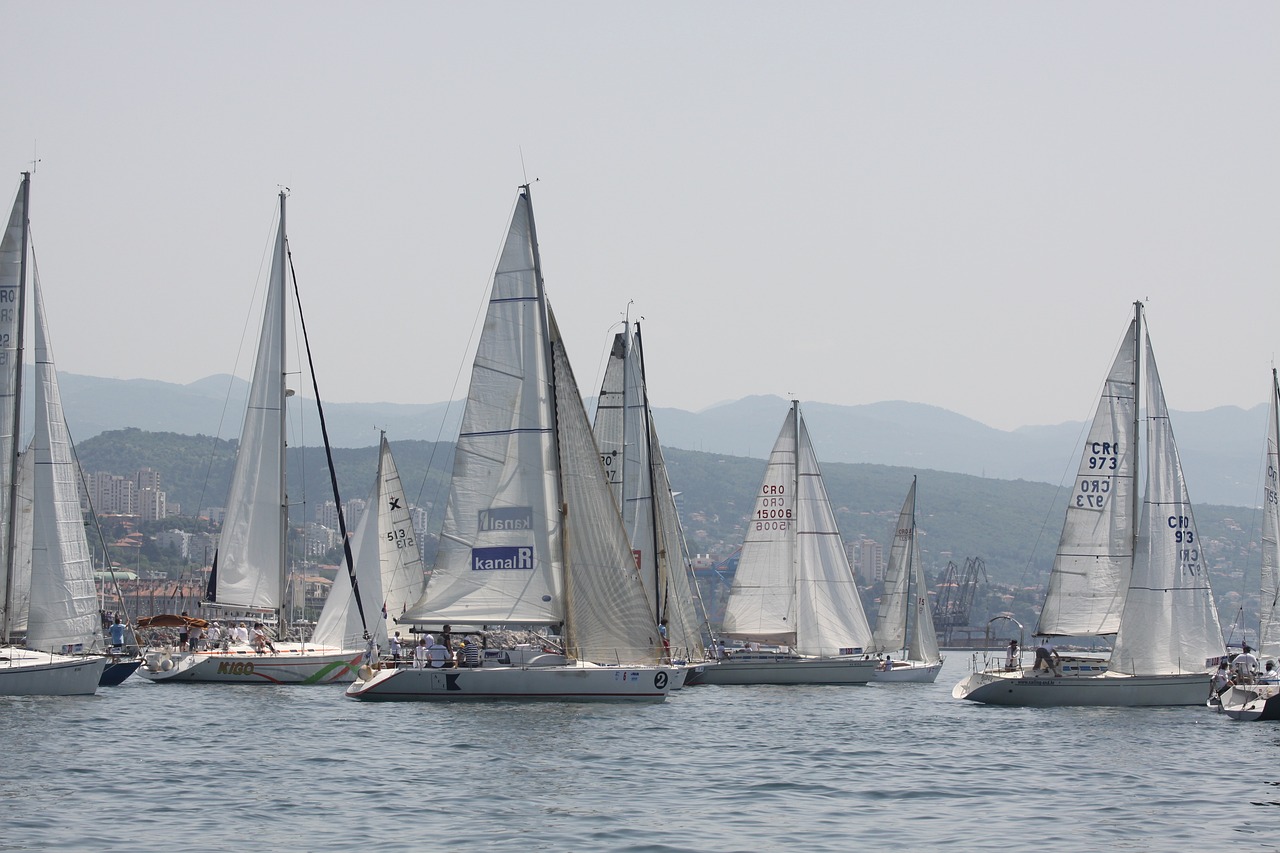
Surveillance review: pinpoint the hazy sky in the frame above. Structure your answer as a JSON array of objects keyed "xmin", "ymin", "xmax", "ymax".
[{"xmin": 3, "ymin": 3, "xmax": 1278, "ymax": 431}]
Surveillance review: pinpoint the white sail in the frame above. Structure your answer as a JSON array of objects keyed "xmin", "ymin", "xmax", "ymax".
[
  {"xmin": 0, "ymin": 184, "xmax": 24, "ymax": 638},
  {"xmin": 551, "ymin": 314, "xmax": 661, "ymax": 664},
  {"xmin": 400, "ymin": 195, "xmax": 562, "ymax": 626},
  {"xmin": 904, "ymin": 484, "xmax": 940, "ymax": 664},
  {"xmin": 872, "ymin": 477, "xmax": 939, "ymax": 664},
  {"xmin": 1110, "ymin": 337, "xmax": 1223, "ymax": 675},
  {"xmin": 24, "ymin": 273, "xmax": 98, "ymax": 653},
  {"xmin": 1035, "ymin": 317, "xmax": 1138, "ymax": 638},
  {"xmin": 651, "ymin": 436, "xmax": 706, "ymax": 660},
  {"xmin": 212, "ymin": 213, "xmax": 287, "ymax": 611},
  {"xmin": 313, "ymin": 435, "xmax": 424, "ymax": 649},
  {"xmin": 723, "ymin": 402, "xmax": 872, "ymax": 656},
  {"xmin": 593, "ymin": 326, "xmax": 705, "ymax": 660},
  {"xmin": 721, "ymin": 407, "xmax": 800, "ymax": 645},
  {"xmin": 1259, "ymin": 371, "xmax": 1280, "ymax": 661},
  {"xmin": 793, "ymin": 408, "xmax": 872, "ymax": 655},
  {"xmin": 6, "ymin": 445, "xmax": 33, "ymax": 635}
]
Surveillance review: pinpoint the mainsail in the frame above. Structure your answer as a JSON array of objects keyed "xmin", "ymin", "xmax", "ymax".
[
  {"xmin": 1259, "ymin": 370, "xmax": 1280, "ymax": 661},
  {"xmin": 1034, "ymin": 317, "xmax": 1138, "ymax": 638},
  {"xmin": 594, "ymin": 325, "xmax": 706, "ymax": 660},
  {"xmin": 210, "ymin": 208, "xmax": 287, "ymax": 612}
]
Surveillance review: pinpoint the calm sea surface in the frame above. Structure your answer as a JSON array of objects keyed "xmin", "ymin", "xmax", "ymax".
[{"xmin": 4, "ymin": 654, "xmax": 1278, "ymax": 852}]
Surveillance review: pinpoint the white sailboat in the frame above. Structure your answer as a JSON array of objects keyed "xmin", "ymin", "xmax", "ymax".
[
  {"xmin": 953, "ymin": 302, "xmax": 1223, "ymax": 706},
  {"xmin": 311, "ymin": 433, "xmax": 424, "ymax": 661},
  {"xmin": 1217, "ymin": 370, "xmax": 1280, "ymax": 721},
  {"xmin": 0, "ymin": 173, "xmax": 107, "ymax": 695},
  {"xmin": 698, "ymin": 400, "xmax": 877, "ymax": 686},
  {"xmin": 346, "ymin": 186, "xmax": 670, "ymax": 702},
  {"xmin": 593, "ymin": 320, "xmax": 708, "ymax": 685},
  {"xmin": 138, "ymin": 192, "xmax": 363, "ymax": 684},
  {"xmin": 869, "ymin": 477, "xmax": 943, "ymax": 682}
]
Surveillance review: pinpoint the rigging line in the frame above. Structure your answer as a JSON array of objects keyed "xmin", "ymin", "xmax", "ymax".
[{"xmin": 287, "ymin": 246, "xmax": 369, "ymax": 639}]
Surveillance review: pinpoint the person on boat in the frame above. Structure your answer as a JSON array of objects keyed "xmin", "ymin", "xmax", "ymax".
[
  {"xmin": 1209, "ymin": 660, "xmax": 1233, "ymax": 702},
  {"xmin": 658, "ymin": 619, "xmax": 670, "ymax": 662},
  {"xmin": 109, "ymin": 617, "xmax": 127, "ymax": 652},
  {"xmin": 440, "ymin": 624, "xmax": 453, "ymax": 651},
  {"xmin": 1005, "ymin": 639, "xmax": 1019, "ymax": 671},
  {"xmin": 206, "ymin": 621, "xmax": 222, "ymax": 648},
  {"xmin": 1262, "ymin": 661, "xmax": 1280, "ymax": 684},
  {"xmin": 428, "ymin": 637, "xmax": 452, "ymax": 668},
  {"xmin": 880, "ymin": 654, "xmax": 894, "ymax": 672},
  {"xmin": 252, "ymin": 623, "xmax": 276, "ymax": 654},
  {"xmin": 1234, "ymin": 644, "xmax": 1259, "ymax": 684},
  {"xmin": 188, "ymin": 621, "xmax": 204, "ymax": 652},
  {"xmin": 1033, "ymin": 639, "xmax": 1060, "ymax": 676},
  {"xmin": 178, "ymin": 611, "xmax": 191, "ymax": 651},
  {"xmin": 462, "ymin": 638, "xmax": 481, "ymax": 668},
  {"xmin": 364, "ymin": 636, "xmax": 380, "ymax": 668},
  {"xmin": 412, "ymin": 638, "xmax": 429, "ymax": 669},
  {"xmin": 389, "ymin": 632, "xmax": 402, "ymax": 663},
  {"xmin": 234, "ymin": 622, "xmax": 250, "ymax": 645}
]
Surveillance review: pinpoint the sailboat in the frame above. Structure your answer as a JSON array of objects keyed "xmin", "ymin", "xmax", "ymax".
[
  {"xmin": 593, "ymin": 320, "xmax": 709, "ymax": 686},
  {"xmin": 311, "ymin": 433, "xmax": 424, "ymax": 663},
  {"xmin": 138, "ymin": 192, "xmax": 363, "ymax": 684},
  {"xmin": 697, "ymin": 400, "xmax": 877, "ymax": 685},
  {"xmin": 1217, "ymin": 370, "xmax": 1280, "ymax": 721},
  {"xmin": 953, "ymin": 302, "xmax": 1224, "ymax": 706},
  {"xmin": 868, "ymin": 477, "xmax": 943, "ymax": 682},
  {"xmin": 0, "ymin": 173, "xmax": 107, "ymax": 695},
  {"xmin": 346, "ymin": 186, "xmax": 670, "ymax": 702}
]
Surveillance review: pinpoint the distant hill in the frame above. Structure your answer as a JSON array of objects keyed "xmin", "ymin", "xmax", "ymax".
[
  {"xmin": 73, "ymin": 429, "xmax": 1261, "ymax": 606},
  {"xmin": 53, "ymin": 374, "xmax": 1267, "ymax": 505}
]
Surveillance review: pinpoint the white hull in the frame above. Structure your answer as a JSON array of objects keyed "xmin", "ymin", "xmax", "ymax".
[
  {"xmin": 693, "ymin": 653, "xmax": 876, "ymax": 686},
  {"xmin": 0, "ymin": 648, "xmax": 106, "ymax": 695},
  {"xmin": 951, "ymin": 670, "xmax": 1210, "ymax": 706},
  {"xmin": 871, "ymin": 659, "xmax": 943, "ymax": 683},
  {"xmin": 137, "ymin": 643, "xmax": 362, "ymax": 684},
  {"xmin": 345, "ymin": 663, "xmax": 672, "ymax": 702},
  {"xmin": 1219, "ymin": 684, "xmax": 1280, "ymax": 721}
]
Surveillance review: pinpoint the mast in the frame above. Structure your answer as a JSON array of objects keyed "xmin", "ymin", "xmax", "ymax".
[
  {"xmin": 1, "ymin": 173, "xmax": 29, "ymax": 642},
  {"xmin": 634, "ymin": 321, "xmax": 664, "ymax": 625},
  {"xmin": 791, "ymin": 399, "xmax": 801, "ymax": 606},
  {"xmin": 276, "ymin": 192, "xmax": 289, "ymax": 619},
  {"xmin": 904, "ymin": 475, "xmax": 917, "ymax": 653},
  {"xmin": 1130, "ymin": 300, "xmax": 1143, "ymax": 562},
  {"xmin": 522, "ymin": 184, "xmax": 569, "ymax": 645}
]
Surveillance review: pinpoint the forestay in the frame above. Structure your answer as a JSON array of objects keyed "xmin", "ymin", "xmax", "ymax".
[{"xmin": 1034, "ymin": 317, "xmax": 1138, "ymax": 638}]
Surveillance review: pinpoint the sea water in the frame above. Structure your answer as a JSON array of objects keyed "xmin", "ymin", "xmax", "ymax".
[{"xmin": 3, "ymin": 654, "xmax": 1277, "ymax": 852}]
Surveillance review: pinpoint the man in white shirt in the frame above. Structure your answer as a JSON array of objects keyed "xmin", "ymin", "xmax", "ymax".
[{"xmin": 1234, "ymin": 644, "xmax": 1259, "ymax": 684}]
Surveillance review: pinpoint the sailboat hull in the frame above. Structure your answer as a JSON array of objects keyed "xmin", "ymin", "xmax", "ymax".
[
  {"xmin": 871, "ymin": 660, "xmax": 943, "ymax": 683},
  {"xmin": 0, "ymin": 649, "xmax": 106, "ymax": 696},
  {"xmin": 99, "ymin": 657, "xmax": 142, "ymax": 686},
  {"xmin": 951, "ymin": 670, "xmax": 1210, "ymax": 706},
  {"xmin": 344, "ymin": 663, "xmax": 672, "ymax": 702},
  {"xmin": 693, "ymin": 654, "xmax": 876, "ymax": 686},
  {"xmin": 1218, "ymin": 685, "xmax": 1280, "ymax": 721},
  {"xmin": 137, "ymin": 645, "xmax": 362, "ymax": 685}
]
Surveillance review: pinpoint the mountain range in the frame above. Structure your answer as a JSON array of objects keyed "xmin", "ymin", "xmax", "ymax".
[{"xmin": 54, "ymin": 372, "xmax": 1267, "ymax": 507}]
